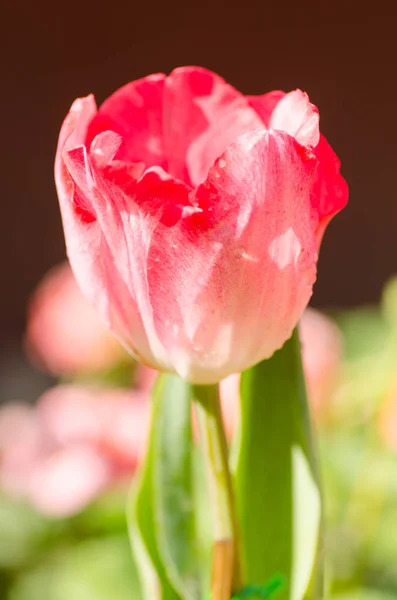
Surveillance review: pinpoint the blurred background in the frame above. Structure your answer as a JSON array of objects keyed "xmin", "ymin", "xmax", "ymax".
[{"xmin": 2, "ymin": 3, "xmax": 397, "ymax": 599}]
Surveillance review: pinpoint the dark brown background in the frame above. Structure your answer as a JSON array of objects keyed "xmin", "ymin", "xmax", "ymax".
[{"xmin": 1, "ymin": 3, "xmax": 396, "ymax": 349}]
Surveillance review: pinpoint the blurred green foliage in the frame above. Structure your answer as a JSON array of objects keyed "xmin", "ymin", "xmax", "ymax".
[{"xmin": 8, "ymin": 536, "xmax": 139, "ymax": 600}]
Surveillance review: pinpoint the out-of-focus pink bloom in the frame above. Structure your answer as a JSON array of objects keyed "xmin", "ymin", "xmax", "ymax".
[
  {"xmin": 299, "ymin": 308, "xmax": 343, "ymax": 421},
  {"xmin": 102, "ymin": 395, "xmax": 149, "ymax": 466},
  {"xmin": 55, "ymin": 66, "xmax": 347, "ymax": 384},
  {"xmin": 37, "ymin": 384, "xmax": 150, "ymax": 468},
  {"xmin": 28, "ymin": 444, "xmax": 112, "ymax": 518},
  {"xmin": 0, "ymin": 402, "xmax": 45, "ymax": 496},
  {"xmin": 25, "ymin": 261, "xmax": 126, "ymax": 376},
  {"xmin": 0, "ymin": 385, "xmax": 150, "ymax": 518}
]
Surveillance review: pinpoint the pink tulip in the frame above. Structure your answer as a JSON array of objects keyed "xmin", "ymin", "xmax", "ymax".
[
  {"xmin": 25, "ymin": 261, "xmax": 126, "ymax": 376},
  {"xmin": 55, "ymin": 66, "xmax": 347, "ymax": 384}
]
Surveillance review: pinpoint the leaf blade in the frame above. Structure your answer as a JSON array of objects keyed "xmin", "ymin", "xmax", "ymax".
[
  {"xmin": 234, "ymin": 329, "xmax": 323, "ymax": 600},
  {"xmin": 127, "ymin": 373, "xmax": 201, "ymax": 600},
  {"xmin": 153, "ymin": 374, "xmax": 201, "ymax": 600}
]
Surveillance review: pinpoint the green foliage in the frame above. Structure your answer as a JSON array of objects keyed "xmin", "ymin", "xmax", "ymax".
[
  {"xmin": 8, "ymin": 536, "xmax": 139, "ymax": 600},
  {"xmin": 331, "ymin": 590, "xmax": 397, "ymax": 600},
  {"xmin": 0, "ymin": 494, "xmax": 54, "ymax": 570}
]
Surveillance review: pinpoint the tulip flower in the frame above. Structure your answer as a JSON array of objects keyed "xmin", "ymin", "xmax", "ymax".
[{"xmin": 55, "ymin": 66, "xmax": 347, "ymax": 384}]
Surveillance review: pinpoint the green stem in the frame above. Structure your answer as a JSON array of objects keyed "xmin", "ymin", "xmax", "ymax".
[{"xmin": 192, "ymin": 384, "xmax": 243, "ymax": 600}]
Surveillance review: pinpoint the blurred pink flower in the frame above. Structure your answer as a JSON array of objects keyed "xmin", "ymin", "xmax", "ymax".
[
  {"xmin": 0, "ymin": 402, "xmax": 46, "ymax": 496},
  {"xmin": 29, "ymin": 444, "xmax": 111, "ymax": 518},
  {"xmin": 0, "ymin": 384, "xmax": 150, "ymax": 518},
  {"xmin": 25, "ymin": 261, "xmax": 126, "ymax": 377},
  {"xmin": 299, "ymin": 307, "xmax": 342, "ymax": 421},
  {"xmin": 37, "ymin": 384, "xmax": 150, "ymax": 469}
]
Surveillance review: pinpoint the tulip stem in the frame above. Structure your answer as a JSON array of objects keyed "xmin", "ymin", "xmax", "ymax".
[{"xmin": 192, "ymin": 384, "xmax": 242, "ymax": 600}]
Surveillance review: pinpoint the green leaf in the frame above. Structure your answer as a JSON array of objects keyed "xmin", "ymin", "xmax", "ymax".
[
  {"xmin": 153, "ymin": 374, "xmax": 201, "ymax": 600},
  {"xmin": 128, "ymin": 427, "xmax": 178, "ymax": 600},
  {"xmin": 128, "ymin": 481, "xmax": 161, "ymax": 600},
  {"xmin": 235, "ymin": 329, "xmax": 323, "ymax": 600},
  {"xmin": 128, "ymin": 373, "xmax": 201, "ymax": 600}
]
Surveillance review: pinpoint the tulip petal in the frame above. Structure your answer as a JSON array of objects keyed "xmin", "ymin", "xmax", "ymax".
[
  {"xmin": 163, "ymin": 66, "xmax": 264, "ymax": 186},
  {"xmin": 55, "ymin": 97, "xmax": 156, "ymax": 366},
  {"xmin": 85, "ymin": 74, "xmax": 167, "ymax": 170},
  {"xmin": 88, "ymin": 161, "xmax": 197, "ymax": 370},
  {"xmin": 86, "ymin": 67, "xmax": 263, "ymax": 187},
  {"xmin": 311, "ymin": 134, "xmax": 349, "ymax": 240},
  {"xmin": 251, "ymin": 90, "xmax": 347, "ymax": 238},
  {"xmin": 269, "ymin": 90, "xmax": 320, "ymax": 147},
  {"xmin": 143, "ymin": 130, "xmax": 319, "ymax": 383},
  {"xmin": 247, "ymin": 90, "xmax": 286, "ymax": 127}
]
